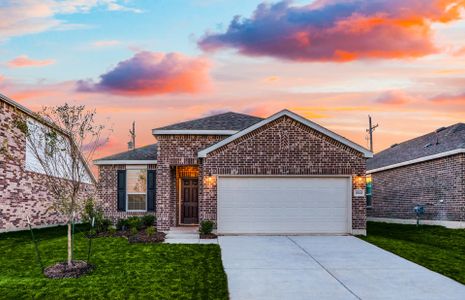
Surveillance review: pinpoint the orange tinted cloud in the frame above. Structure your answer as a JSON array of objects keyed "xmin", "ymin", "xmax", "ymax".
[
  {"xmin": 199, "ymin": 0, "xmax": 464, "ymax": 61},
  {"xmin": 7, "ymin": 55, "xmax": 55, "ymax": 68},
  {"xmin": 77, "ymin": 51, "xmax": 210, "ymax": 96}
]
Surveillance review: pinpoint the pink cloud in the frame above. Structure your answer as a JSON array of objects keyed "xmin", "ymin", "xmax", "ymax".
[
  {"xmin": 7, "ymin": 55, "xmax": 55, "ymax": 68},
  {"xmin": 91, "ymin": 40, "xmax": 121, "ymax": 48},
  {"xmin": 198, "ymin": 0, "xmax": 464, "ymax": 62},
  {"xmin": 77, "ymin": 51, "xmax": 210, "ymax": 96},
  {"xmin": 375, "ymin": 90, "xmax": 415, "ymax": 105}
]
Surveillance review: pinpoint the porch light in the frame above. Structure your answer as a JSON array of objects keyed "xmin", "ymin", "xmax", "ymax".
[{"xmin": 355, "ymin": 174, "xmax": 364, "ymax": 184}]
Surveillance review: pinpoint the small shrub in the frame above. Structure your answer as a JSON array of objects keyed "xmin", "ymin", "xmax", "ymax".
[
  {"xmin": 146, "ymin": 227, "xmax": 156, "ymax": 237},
  {"xmin": 142, "ymin": 215, "xmax": 156, "ymax": 227},
  {"xmin": 108, "ymin": 226, "xmax": 117, "ymax": 235},
  {"xmin": 199, "ymin": 220, "xmax": 214, "ymax": 235},
  {"xmin": 130, "ymin": 227, "xmax": 138, "ymax": 236},
  {"xmin": 127, "ymin": 216, "xmax": 143, "ymax": 230},
  {"xmin": 117, "ymin": 218, "xmax": 129, "ymax": 231},
  {"xmin": 98, "ymin": 218, "xmax": 112, "ymax": 233}
]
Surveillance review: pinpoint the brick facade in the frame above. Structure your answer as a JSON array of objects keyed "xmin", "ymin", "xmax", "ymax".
[
  {"xmin": 98, "ymin": 114, "xmax": 368, "ymax": 233},
  {"xmin": 200, "ymin": 116, "xmax": 367, "ymax": 231},
  {"xmin": 368, "ymin": 154, "xmax": 465, "ymax": 222},
  {"xmin": 155, "ymin": 135, "xmax": 224, "ymax": 230},
  {"xmin": 0, "ymin": 100, "xmax": 93, "ymax": 232},
  {"xmin": 97, "ymin": 164, "xmax": 156, "ymax": 222}
]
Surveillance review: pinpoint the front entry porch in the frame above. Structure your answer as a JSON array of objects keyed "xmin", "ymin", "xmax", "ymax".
[{"xmin": 176, "ymin": 166, "xmax": 200, "ymax": 226}]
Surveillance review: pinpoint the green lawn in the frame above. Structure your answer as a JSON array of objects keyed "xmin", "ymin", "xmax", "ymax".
[
  {"xmin": 361, "ymin": 221, "xmax": 465, "ymax": 284},
  {"xmin": 0, "ymin": 226, "xmax": 228, "ymax": 300}
]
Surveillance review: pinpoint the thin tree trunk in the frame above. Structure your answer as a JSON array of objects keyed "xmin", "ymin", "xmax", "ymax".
[{"xmin": 67, "ymin": 222, "xmax": 72, "ymax": 266}]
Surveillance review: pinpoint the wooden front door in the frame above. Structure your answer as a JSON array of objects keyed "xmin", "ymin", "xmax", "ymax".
[{"xmin": 181, "ymin": 178, "xmax": 199, "ymax": 224}]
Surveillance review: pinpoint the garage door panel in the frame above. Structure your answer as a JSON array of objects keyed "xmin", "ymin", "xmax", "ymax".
[{"xmin": 217, "ymin": 177, "xmax": 350, "ymax": 234}]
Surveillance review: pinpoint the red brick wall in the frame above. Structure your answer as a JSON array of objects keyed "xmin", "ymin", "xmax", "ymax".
[
  {"xmin": 155, "ymin": 135, "xmax": 225, "ymax": 230},
  {"xmin": 368, "ymin": 154, "xmax": 465, "ymax": 222},
  {"xmin": 97, "ymin": 164, "xmax": 156, "ymax": 222},
  {"xmin": 201, "ymin": 116, "xmax": 367, "ymax": 231},
  {"xmin": 0, "ymin": 100, "xmax": 93, "ymax": 232}
]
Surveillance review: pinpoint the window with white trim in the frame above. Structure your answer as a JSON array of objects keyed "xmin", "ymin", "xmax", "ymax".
[{"xmin": 126, "ymin": 169, "xmax": 147, "ymax": 211}]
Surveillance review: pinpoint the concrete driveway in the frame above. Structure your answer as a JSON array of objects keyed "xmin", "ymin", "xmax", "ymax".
[{"xmin": 219, "ymin": 236, "xmax": 465, "ymax": 300}]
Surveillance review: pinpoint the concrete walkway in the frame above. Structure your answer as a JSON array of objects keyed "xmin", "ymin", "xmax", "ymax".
[{"xmin": 219, "ymin": 236, "xmax": 465, "ymax": 300}]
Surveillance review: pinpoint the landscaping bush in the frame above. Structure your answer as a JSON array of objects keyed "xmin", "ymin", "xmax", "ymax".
[
  {"xmin": 146, "ymin": 227, "xmax": 156, "ymax": 237},
  {"xmin": 199, "ymin": 220, "xmax": 214, "ymax": 235},
  {"xmin": 98, "ymin": 218, "xmax": 113, "ymax": 233},
  {"xmin": 116, "ymin": 218, "xmax": 129, "ymax": 231},
  {"xmin": 127, "ymin": 216, "xmax": 143, "ymax": 230},
  {"xmin": 82, "ymin": 197, "xmax": 104, "ymax": 225},
  {"xmin": 142, "ymin": 215, "xmax": 156, "ymax": 227}
]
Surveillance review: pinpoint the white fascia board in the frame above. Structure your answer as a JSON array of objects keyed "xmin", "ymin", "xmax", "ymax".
[
  {"xmin": 367, "ymin": 149, "xmax": 465, "ymax": 174},
  {"xmin": 93, "ymin": 160, "xmax": 157, "ymax": 165},
  {"xmin": 152, "ymin": 129, "xmax": 237, "ymax": 135},
  {"xmin": 198, "ymin": 109, "xmax": 373, "ymax": 158}
]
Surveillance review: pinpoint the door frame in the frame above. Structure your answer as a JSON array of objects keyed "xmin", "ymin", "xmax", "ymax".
[
  {"xmin": 178, "ymin": 177, "xmax": 199, "ymax": 225},
  {"xmin": 216, "ymin": 175, "xmax": 353, "ymax": 234}
]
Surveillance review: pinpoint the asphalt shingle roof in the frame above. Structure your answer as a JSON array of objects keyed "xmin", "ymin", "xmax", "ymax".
[
  {"xmin": 367, "ymin": 123, "xmax": 465, "ymax": 170},
  {"xmin": 154, "ymin": 112, "xmax": 263, "ymax": 131},
  {"xmin": 95, "ymin": 144, "xmax": 158, "ymax": 161}
]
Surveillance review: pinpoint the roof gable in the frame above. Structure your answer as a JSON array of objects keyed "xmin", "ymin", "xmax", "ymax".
[
  {"xmin": 368, "ymin": 123, "xmax": 465, "ymax": 171},
  {"xmin": 198, "ymin": 110, "xmax": 372, "ymax": 158},
  {"xmin": 153, "ymin": 112, "xmax": 263, "ymax": 135}
]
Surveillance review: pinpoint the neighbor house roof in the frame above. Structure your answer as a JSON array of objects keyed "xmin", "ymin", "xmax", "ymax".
[
  {"xmin": 367, "ymin": 123, "xmax": 465, "ymax": 173},
  {"xmin": 152, "ymin": 112, "xmax": 263, "ymax": 135},
  {"xmin": 198, "ymin": 109, "xmax": 373, "ymax": 158},
  {"xmin": 93, "ymin": 144, "xmax": 158, "ymax": 165}
]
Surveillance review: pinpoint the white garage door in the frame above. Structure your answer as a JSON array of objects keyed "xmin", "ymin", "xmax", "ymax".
[{"xmin": 217, "ymin": 177, "xmax": 351, "ymax": 234}]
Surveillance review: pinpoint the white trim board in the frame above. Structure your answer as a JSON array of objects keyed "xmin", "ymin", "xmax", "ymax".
[
  {"xmin": 199, "ymin": 109, "xmax": 373, "ymax": 158},
  {"xmin": 367, "ymin": 149, "xmax": 465, "ymax": 174},
  {"xmin": 93, "ymin": 160, "xmax": 157, "ymax": 165},
  {"xmin": 367, "ymin": 217, "xmax": 465, "ymax": 229},
  {"xmin": 152, "ymin": 129, "xmax": 237, "ymax": 135}
]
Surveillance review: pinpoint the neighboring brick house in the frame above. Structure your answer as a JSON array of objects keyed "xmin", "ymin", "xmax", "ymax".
[
  {"xmin": 0, "ymin": 94, "xmax": 95, "ymax": 232},
  {"xmin": 367, "ymin": 123, "xmax": 465, "ymax": 228},
  {"xmin": 95, "ymin": 110, "xmax": 372, "ymax": 235}
]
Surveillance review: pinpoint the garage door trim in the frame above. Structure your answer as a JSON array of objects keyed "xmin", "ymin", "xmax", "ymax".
[{"xmin": 216, "ymin": 175, "xmax": 353, "ymax": 235}]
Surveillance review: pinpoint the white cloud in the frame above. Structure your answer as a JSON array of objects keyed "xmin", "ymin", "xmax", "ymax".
[{"xmin": 0, "ymin": 0, "xmax": 141, "ymax": 40}]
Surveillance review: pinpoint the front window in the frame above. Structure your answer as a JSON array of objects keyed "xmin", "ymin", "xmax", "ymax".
[
  {"xmin": 127, "ymin": 169, "xmax": 147, "ymax": 211},
  {"xmin": 366, "ymin": 175, "xmax": 372, "ymax": 208}
]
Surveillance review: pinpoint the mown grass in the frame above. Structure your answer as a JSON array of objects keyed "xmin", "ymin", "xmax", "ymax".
[
  {"xmin": 0, "ymin": 225, "xmax": 228, "ymax": 300},
  {"xmin": 361, "ymin": 221, "xmax": 465, "ymax": 284}
]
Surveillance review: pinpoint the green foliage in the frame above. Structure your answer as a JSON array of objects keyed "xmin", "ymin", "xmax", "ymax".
[
  {"xmin": 0, "ymin": 225, "xmax": 228, "ymax": 299},
  {"xmin": 362, "ymin": 222, "xmax": 465, "ymax": 284},
  {"xmin": 146, "ymin": 227, "xmax": 156, "ymax": 237},
  {"xmin": 13, "ymin": 117, "xmax": 28, "ymax": 135},
  {"xmin": 108, "ymin": 226, "xmax": 117, "ymax": 235},
  {"xmin": 130, "ymin": 227, "xmax": 138, "ymax": 236},
  {"xmin": 116, "ymin": 218, "xmax": 129, "ymax": 230},
  {"xmin": 82, "ymin": 198, "xmax": 110, "ymax": 232},
  {"xmin": 199, "ymin": 220, "xmax": 214, "ymax": 235},
  {"xmin": 127, "ymin": 216, "xmax": 143, "ymax": 230},
  {"xmin": 142, "ymin": 215, "xmax": 156, "ymax": 227}
]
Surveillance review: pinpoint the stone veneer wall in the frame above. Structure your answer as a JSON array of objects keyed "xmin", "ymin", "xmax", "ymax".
[
  {"xmin": 97, "ymin": 164, "xmax": 157, "ymax": 222},
  {"xmin": 200, "ymin": 116, "xmax": 367, "ymax": 232},
  {"xmin": 155, "ymin": 135, "xmax": 225, "ymax": 230},
  {"xmin": 368, "ymin": 154, "xmax": 465, "ymax": 222},
  {"xmin": 0, "ymin": 100, "xmax": 93, "ymax": 232}
]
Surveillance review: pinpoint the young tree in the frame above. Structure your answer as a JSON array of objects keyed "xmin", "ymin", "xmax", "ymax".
[{"xmin": 18, "ymin": 104, "xmax": 107, "ymax": 267}]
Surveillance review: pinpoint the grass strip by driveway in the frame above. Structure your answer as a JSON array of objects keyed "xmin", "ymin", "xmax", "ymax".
[
  {"xmin": 361, "ymin": 221, "xmax": 465, "ymax": 284},
  {"xmin": 0, "ymin": 226, "xmax": 228, "ymax": 300}
]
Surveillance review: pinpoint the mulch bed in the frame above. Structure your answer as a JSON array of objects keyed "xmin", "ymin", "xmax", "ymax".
[
  {"xmin": 87, "ymin": 228, "xmax": 166, "ymax": 243},
  {"xmin": 128, "ymin": 231, "xmax": 166, "ymax": 244},
  {"xmin": 44, "ymin": 260, "xmax": 93, "ymax": 279},
  {"xmin": 200, "ymin": 233, "xmax": 217, "ymax": 239}
]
